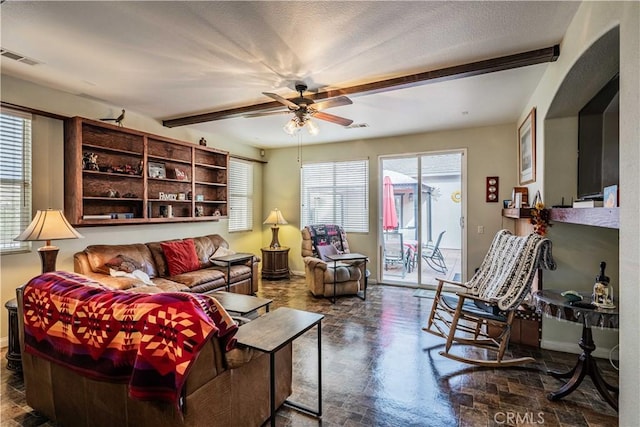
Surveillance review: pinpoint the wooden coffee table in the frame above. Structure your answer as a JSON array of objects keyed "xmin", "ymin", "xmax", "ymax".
[
  {"xmin": 209, "ymin": 291, "xmax": 272, "ymax": 316},
  {"xmin": 235, "ymin": 307, "xmax": 324, "ymax": 426}
]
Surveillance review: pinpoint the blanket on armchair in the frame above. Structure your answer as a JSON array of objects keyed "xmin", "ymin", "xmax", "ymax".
[{"xmin": 22, "ymin": 271, "xmax": 238, "ymax": 403}]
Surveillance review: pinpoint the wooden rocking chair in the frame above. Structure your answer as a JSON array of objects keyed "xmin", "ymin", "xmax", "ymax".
[{"xmin": 423, "ymin": 230, "xmax": 556, "ymax": 367}]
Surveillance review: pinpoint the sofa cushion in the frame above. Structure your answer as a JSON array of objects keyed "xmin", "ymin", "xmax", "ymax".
[
  {"xmin": 168, "ymin": 267, "xmax": 226, "ymax": 289},
  {"xmin": 84, "ymin": 244, "xmax": 158, "ymax": 277},
  {"xmin": 161, "ymin": 239, "xmax": 201, "ymax": 276}
]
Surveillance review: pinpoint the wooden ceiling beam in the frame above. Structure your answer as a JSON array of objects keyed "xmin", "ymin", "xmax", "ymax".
[{"xmin": 163, "ymin": 44, "xmax": 559, "ymax": 128}]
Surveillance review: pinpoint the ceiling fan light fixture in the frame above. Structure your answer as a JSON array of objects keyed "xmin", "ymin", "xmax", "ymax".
[
  {"xmin": 306, "ymin": 118, "xmax": 319, "ymax": 135},
  {"xmin": 283, "ymin": 118, "xmax": 299, "ymax": 135}
]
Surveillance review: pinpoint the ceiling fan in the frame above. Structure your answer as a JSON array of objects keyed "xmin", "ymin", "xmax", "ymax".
[{"xmin": 244, "ymin": 83, "xmax": 354, "ymax": 135}]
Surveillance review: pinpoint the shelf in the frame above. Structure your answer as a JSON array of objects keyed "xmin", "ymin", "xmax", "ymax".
[
  {"xmin": 83, "ymin": 197, "xmax": 143, "ymax": 201},
  {"xmin": 147, "ymin": 154, "xmax": 192, "ymax": 165},
  {"xmin": 65, "ymin": 116, "xmax": 228, "ymax": 226},
  {"xmin": 148, "ymin": 177, "xmax": 192, "ymax": 184},
  {"xmin": 195, "ymin": 181, "xmax": 227, "ymax": 187},
  {"xmin": 83, "ymin": 170, "xmax": 142, "ymax": 179},
  {"xmin": 194, "ymin": 162, "xmax": 227, "ymax": 170},
  {"xmin": 549, "ymin": 207, "xmax": 619, "ymax": 229},
  {"xmin": 82, "ymin": 143, "xmax": 142, "ymax": 156},
  {"xmin": 501, "ymin": 208, "xmax": 532, "ymax": 219}
]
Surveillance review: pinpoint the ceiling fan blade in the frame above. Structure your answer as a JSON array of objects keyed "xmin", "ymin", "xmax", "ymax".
[
  {"xmin": 243, "ymin": 110, "xmax": 290, "ymax": 118},
  {"xmin": 313, "ymin": 111, "xmax": 354, "ymax": 126},
  {"xmin": 262, "ymin": 92, "xmax": 299, "ymax": 109},
  {"xmin": 312, "ymin": 96, "xmax": 353, "ymax": 111}
]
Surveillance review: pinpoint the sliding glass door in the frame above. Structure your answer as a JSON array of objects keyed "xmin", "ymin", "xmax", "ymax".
[{"xmin": 380, "ymin": 151, "xmax": 465, "ymax": 287}]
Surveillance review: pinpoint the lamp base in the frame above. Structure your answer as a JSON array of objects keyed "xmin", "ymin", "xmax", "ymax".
[
  {"xmin": 269, "ymin": 226, "xmax": 281, "ymax": 248},
  {"xmin": 37, "ymin": 246, "xmax": 59, "ymax": 274}
]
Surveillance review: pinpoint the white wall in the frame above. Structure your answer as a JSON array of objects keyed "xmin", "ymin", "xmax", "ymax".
[
  {"xmin": 519, "ymin": 2, "xmax": 638, "ymax": 424},
  {"xmin": 263, "ymin": 124, "xmax": 516, "ymax": 282},
  {"xmin": 0, "ymin": 75, "xmax": 266, "ymax": 339}
]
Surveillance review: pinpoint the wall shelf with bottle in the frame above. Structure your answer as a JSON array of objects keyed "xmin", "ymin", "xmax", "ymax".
[{"xmin": 64, "ymin": 116, "xmax": 228, "ymax": 226}]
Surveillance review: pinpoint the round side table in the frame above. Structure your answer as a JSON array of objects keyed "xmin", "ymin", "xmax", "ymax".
[{"xmin": 5, "ymin": 298, "xmax": 22, "ymax": 372}]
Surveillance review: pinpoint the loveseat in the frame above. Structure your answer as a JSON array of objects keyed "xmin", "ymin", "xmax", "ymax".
[
  {"xmin": 17, "ymin": 271, "xmax": 292, "ymax": 427},
  {"xmin": 301, "ymin": 224, "xmax": 366, "ymax": 298},
  {"xmin": 74, "ymin": 234, "xmax": 258, "ymax": 295}
]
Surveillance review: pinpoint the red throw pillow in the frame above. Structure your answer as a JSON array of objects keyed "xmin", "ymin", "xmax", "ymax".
[{"xmin": 160, "ymin": 239, "xmax": 200, "ymax": 276}]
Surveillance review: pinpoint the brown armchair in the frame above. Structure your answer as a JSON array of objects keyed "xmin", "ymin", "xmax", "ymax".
[{"xmin": 301, "ymin": 224, "xmax": 366, "ymax": 298}]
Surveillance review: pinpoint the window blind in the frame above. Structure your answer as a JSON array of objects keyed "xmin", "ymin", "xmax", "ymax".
[
  {"xmin": 0, "ymin": 109, "xmax": 32, "ymax": 253},
  {"xmin": 301, "ymin": 159, "xmax": 369, "ymax": 232},
  {"xmin": 228, "ymin": 158, "xmax": 253, "ymax": 232}
]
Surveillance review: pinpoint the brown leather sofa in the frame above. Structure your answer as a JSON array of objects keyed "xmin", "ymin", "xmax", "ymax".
[
  {"xmin": 16, "ymin": 285, "xmax": 292, "ymax": 427},
  {"xmin": 74, "ymin": 234, "xmax": 259, "ymax": 295}
]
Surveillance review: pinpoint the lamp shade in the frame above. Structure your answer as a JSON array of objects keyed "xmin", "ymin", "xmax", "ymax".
[
  {"xmin": 15, "ymin": 209, "xmax": 83, "ymax": 246},
  {"xmin": 263, "ymin": 208, "xmax": 288, "ymax": 226}
]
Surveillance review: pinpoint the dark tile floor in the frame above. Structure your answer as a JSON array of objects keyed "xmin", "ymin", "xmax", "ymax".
[{"xmin": 1, "ymin": 277, "xmax": 618, "ymax": 426}]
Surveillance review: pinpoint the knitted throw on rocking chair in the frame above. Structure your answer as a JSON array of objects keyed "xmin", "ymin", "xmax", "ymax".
[{"xmin": 425, "ymin": 229, "xmax": 556, "ymax": 367}]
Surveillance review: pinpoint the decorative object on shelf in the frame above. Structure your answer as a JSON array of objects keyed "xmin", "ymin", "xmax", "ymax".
[
  {"xmin": 100, "ymin": 108, "xmax": 125, "ymax": 127},
  {"xmin": 187, "ymin": 191, "xmax": 193, "ymax": 200},
  {"xmin": 195, "ymin": 194, "xmax": 204, "ymax": 201},
  {"xmin": 82, "ymin": 152, "xmax": 99, "ymax": 171},
  {"xmin": 173, "ymin": 167, "xmax": 188, "ymax": 181},
  {"xmin": 14, "ymin": 209, "xmax": 84, "ymax": 273},
  {"xmin": 199, "ymin": 137, "xmax": 207, "ymax": 146},
  {"xmin": 148, "ymin": 161, "xmax": 166, "ymax": 179},
  {"xmin": 518, "ymin": 107, "xmax": 536, "ymax": 185},
  {"xmin": 122, "ymin": 192, "xmax": 137, "ymax": 198},
  {"xmin": 603, "ymin": 185, "xmax": 618, "ymax": 207},
  {"xmin": 107, "ymin": 189, "xmax": 120, "ymax": 198},
  {"xmin": 159, "ymin": 192, "xmax": 178, "ymax": 201},
  {"xmin": 213, "ymin": 209, "xmax": 221, "ymax": 218},
  {"xmin": 529, "ymin": 198, "xmax": 551, "ymax": 236},
  {"xmin": 195, "ymin": 206, "xmax": 204, "ymax": 217},
  {"xmin": 159, "ymin": 205, "xmax": 173, "ymax": 218},
  {"xmin": 511, "ymin": 187, "xmax": 529, "ymax": 208},
  {"xmin": 178, "ymin": 193, "xmax": 186, "ymax": 201},
  {"xmin": 485, "ymin": 176, "xmax": 499, "ymax": 202},
  {"xmin": 263, "ymin": 208, "xmax": 288, "ymax": 248},
  {"xmin": 592, "ymin": 261, "xmax": 614, "ymax": 308},
  {"xmin": 503, "ymin": 200, "xmax": 511, "ymax": 209}
]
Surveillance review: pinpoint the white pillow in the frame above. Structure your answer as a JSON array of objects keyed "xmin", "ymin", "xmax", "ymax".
[{"xmin": 109, "ymin": 268, "xmax": 155, "ymax": 286}]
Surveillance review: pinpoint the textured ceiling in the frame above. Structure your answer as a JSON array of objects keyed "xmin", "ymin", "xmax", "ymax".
[{"xmin": 1, "ymin": 1, "xmax": 580, "ymax": 148}]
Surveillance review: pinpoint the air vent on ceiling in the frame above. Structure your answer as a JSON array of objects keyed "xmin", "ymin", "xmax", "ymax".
[
  {"xmin": 0, "ymin": 48, "xmax": 41, "ymax": 66},
  {"xmin": 345, "ymin": 123, "xmax": 369, "ymax": 129}
]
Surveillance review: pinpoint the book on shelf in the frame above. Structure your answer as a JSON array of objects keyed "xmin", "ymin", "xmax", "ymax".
[
  {"xmin": 572, "ymin": 200, "xmax": 604, "ymax": 208},
  {"xmin": 82, "ymin": 214, "xmax": 112, "ymax": 220}
]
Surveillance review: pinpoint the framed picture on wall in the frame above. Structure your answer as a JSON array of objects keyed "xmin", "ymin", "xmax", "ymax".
[{"xmin": 518, "ymin": 107, "xmax": 536, "ymax": 185}]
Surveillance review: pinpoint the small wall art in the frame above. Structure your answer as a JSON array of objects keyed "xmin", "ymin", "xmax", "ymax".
[{"xmin": 518, "ymin": 107, "xmax": 536, "ymax": 185}]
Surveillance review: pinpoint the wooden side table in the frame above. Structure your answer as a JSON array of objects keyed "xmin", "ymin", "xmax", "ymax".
[
  {"xmin": 5, "ymin": 298, "xmax": 22, "ymax": 372},
  {"xmin": 261, "ymin": 247, "xmax": 290, "ymax": 280}
]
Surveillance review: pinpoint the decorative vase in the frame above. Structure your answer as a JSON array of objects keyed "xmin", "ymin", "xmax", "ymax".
[{"xmin": 592, "ymin": 261, "xmax": 614, "ymax": 307}]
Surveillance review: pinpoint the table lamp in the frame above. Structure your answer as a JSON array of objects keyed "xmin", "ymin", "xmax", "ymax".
[
  {"xmin": 14, "ymin": 209, "xmax": 84, "ymax": 273},
  {"xmin": 263, "ymin": 208, "xmax": 288, "ymax": 248}
]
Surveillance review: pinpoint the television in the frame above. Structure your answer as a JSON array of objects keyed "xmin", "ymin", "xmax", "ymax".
[{"xmin": 577, "ymin": 74, "xmax": 619, "ymax": 200}]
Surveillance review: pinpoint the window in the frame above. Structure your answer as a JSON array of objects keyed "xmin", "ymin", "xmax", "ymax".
[
  {"xmin": 0, "ymin": 109, "xmax": 32, "ymax": 253},
  {"xmin": 301, "ymin": 159, "xmax": 369, "ymax": 232},
  {"xmin": 228, "ymin": 158, "xmax": 253, "ymax": 232}
]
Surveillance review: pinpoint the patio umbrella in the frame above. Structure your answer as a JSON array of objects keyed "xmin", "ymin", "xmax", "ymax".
[{"xmin": 383, "ymin": 176, "xmax": 398, "ymax": 230}]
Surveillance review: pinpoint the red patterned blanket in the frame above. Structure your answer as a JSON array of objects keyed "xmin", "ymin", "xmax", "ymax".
[{"xmin": 22, "ymin": 271, "xmax": 237, "ymax": 403}]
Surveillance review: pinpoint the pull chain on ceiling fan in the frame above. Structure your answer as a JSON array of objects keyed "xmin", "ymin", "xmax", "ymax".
[{"xmin": 245, "ymin": 83, "xmax": 354, "ymax": 135}]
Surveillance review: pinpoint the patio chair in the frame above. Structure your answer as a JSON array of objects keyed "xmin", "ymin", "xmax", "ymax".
[
  {"xmin": 423, "ymin": 229, "xmax": 556, "ymax": 367},
  {"xmin": 383, "ymin": 232, "xmax": 406, "ymax": 278},
  {"xmin": 422, "ymin": 230, "xmax": 447, "ymax": 273}
]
